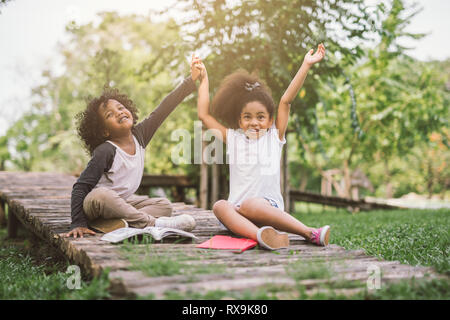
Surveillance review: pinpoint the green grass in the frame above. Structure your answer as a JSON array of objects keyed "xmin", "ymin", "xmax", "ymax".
[
  {"xmin": 0, "ymin": 227, "xmax": 111, "ymax": 300},
  {"xmin": 286, "ymin": 259, "xmax": 333, "ymax": 282},
  {"xmin": 119, "ymin": 236, "xmax": 226, "ymax": 278},
  {"xmin": 283, "ymin": 257, "xmax": 449, "ymax": 300},
  {"xmin": 355, "ymin": 277, "xmax": 450, "ymax": 300},
  {"xmin": 292, "ymin": 206, "xmax": 450, "ymax": 274},
  {"xmin": 284, "ymin": 258, "xmax": 367, "ymax": 299},
  {"xmin": 159, "ymin": 277, "xmax": 450, "ymax": 300},
  {"xmin": 294, "ymin": 277, "xmax": 450, "ymax": 300},
  {"xmin": 161, "ymin": 285, "xmax": 283, "ymax": 300},
  {"xmin": 287, "ymin": 206, "xmax": 450, "ymax": 299}
]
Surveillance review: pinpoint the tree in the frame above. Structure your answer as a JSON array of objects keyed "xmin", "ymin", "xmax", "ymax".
[
  {"xmin": 2, "ymin": 12, "xmax": 196, "ymax": 176},
  {"xmin": 169, "ymin": 0, "xmax": 380, "ymax": 129},
  {"xmin": 0, "ymin": 135, "xmax": 10, "ymax": 170},
  {"xmin": 311, "ymin": 0, "xmax": 449, "ymax": 197}
]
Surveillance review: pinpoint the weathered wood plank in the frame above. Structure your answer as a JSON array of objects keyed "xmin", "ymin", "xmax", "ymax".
[
  {"xmin": 0, "ymin": 200, "xmax": 6, "ymax": 227},
  {"xmin": 290, "ymin": 189, "xmax": 402, "ymax": 210}
]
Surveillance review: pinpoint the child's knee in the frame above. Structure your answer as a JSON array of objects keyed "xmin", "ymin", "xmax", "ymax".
[
  {"xmin": 145, "ymin": 197, "xmax": 172, "ymax": 218},
  {"xmin": 212, "ymin": 199, "xmax": 225, "ymax": 213},
  {"xmin": 85, "ymin": 187, "xmax": 112, "ymax": 204},
  {"xmin": 83, "ymin": 187, "xmax": 113, "ymax": 217},
  {"xmin": 212, "ymin": 200, "xmax": 232, "ymax": 218},
  {"xmin": 83, "ymin": 187, "xmax": 108, "ymax": 211},
  {"xmin": 158, "ymin": 198, "xmax": 173, "ymax": 217}
]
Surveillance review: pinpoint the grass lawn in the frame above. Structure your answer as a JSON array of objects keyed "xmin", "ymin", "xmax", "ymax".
[
  {"xmin": 0, "ymin": 226, "xmax": 111, "ymax": 300},
  {"xmin": 288, "ymin": 205, "xmax": 450, "ymax": 299},
  {"xmin": 292, "ymin": 205, "xmax": 449, "ymax": 275}
]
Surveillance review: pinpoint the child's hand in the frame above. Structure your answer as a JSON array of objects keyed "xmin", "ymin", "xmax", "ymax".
[
  {"xmin": 64, "ymin": 227, "xmax": 96, "ymax": 238},
  {"xmin": 191, "ymin": 54, "xmax": 203, "ymax": 81},
  {"xmin": 196, "ymin": 62, "xmax": 207, "ymax": 83},
  {"xmin": 304, "ymin": 43, "xmax": 325, "ymax": 66}
]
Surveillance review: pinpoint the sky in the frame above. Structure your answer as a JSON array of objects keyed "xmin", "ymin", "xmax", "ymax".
[{"xmin": 0, "ymin": 0, "xmax": 449, "ymax": 136}]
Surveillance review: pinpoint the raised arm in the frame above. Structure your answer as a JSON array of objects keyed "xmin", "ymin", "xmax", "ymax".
[
  {"xmin": 276, "ymin": 43, "xmax": 325, "ymax": 140},
  {"xmin": 196, "ymin": 61, "xmax": 227, "ymax": 142},
  {"xmin": 133, "ymin": 76, "xmax": 196, "ymax": 148}
]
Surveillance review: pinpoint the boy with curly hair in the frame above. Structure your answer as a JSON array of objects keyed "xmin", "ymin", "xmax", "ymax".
[{"xmin": 65, "ymin": 57, "xmax": 202, "ymax": 238}]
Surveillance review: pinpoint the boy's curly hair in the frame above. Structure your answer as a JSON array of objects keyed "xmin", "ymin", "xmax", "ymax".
[
  {"xmin": 76, "ymin": 87, "xmax": 139, "ymax": 156},
  {"xmin": 211, "ymin": 69, "xmax": 275, "ymax": 129}
]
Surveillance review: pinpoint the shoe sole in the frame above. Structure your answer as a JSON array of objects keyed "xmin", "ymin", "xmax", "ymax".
[
  {"xmin": 320, "ymin": 225, "xmax": 330, "ymax": 246},
  {"xmin": 88, "ymin": 218, "xmax": 128, "ymax": 233},
  {"xmin": 257, "ymin": 226, "xmax": 289, "ymax": 250}
]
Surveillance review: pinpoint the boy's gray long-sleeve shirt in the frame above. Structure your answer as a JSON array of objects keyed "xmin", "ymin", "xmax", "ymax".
[{"xmin": 70, "ymin": 76, "xmax": 196, "ymax": 230}]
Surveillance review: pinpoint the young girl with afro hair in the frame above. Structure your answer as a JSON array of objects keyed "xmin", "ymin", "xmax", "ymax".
[{"xmin": 194, "ymin": 44, "xmax": 331, "ymax": 250}]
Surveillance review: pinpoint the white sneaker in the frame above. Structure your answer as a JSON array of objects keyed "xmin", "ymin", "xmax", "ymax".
[
  {"xmin": 154, "ymin": 214, "xmax": 196, "ymax": 232},
  {"xmin": 256, "ymin": 226, "xmax": 289, "ymax": 250}
]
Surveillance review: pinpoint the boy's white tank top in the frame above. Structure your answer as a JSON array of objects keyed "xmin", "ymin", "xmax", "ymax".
[
  {"xmin": 226, "ymin": 123, "xmax": 286, "ymax": 211},
  {"xmin": 96, "ymin": 135, "xmax": 145, "ymax": 200}
]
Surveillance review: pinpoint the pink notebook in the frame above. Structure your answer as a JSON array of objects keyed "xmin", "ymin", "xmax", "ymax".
[{"xmin": 196, "ymin": 235, "xmax": 258, "ymax": 253}]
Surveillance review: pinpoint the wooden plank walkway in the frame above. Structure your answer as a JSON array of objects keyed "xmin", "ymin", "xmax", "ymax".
[
  {"xmin": 0, "ymin": 172, "xmax": 444, "ymax": 299},
  {"xmin": 289, "ymin": 189, "xmax": 402, "ymax": 211}
]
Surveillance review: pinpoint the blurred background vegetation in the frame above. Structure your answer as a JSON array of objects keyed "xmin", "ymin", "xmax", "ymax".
[{"xmin": 0, "ymin": 0, "xmax": 448, "ymax": 200}]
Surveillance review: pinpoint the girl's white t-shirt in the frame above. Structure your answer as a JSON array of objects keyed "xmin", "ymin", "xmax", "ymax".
[{"xmin": 226, "ymin": 123, "xmax": 286, "ymax": 211}]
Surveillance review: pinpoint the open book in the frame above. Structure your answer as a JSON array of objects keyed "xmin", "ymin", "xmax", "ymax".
[{"xmin": 100, "ymin": 226, "xmax": 198, "ymax": 243}]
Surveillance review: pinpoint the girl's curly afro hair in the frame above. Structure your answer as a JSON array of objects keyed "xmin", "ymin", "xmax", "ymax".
[
  {"xmin": 211, "ymin": 69, "xmax": 275, "ymax": 129},
  {"xmin": 76, "ymin": 87, "xmax": 139, "ymax": 156}
]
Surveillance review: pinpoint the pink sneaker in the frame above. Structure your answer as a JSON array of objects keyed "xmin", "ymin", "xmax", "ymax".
[{"xmin": 309, "ymin": 225, "xmax": 330, "ymax": 246}]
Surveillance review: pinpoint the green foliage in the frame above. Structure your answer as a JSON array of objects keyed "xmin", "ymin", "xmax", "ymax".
[
  {"xmin": 0, "ymin": 135, "xmax": 10, "ymax": 170},
  {"xmin": 2, "ymin": 12, "xmax": 197, "ymax": 176},
  {"xmin": 0, "ymin": 225, "xmax": 111, "ymax": 300},
  {"xmin": 313, "ymin": 56, "xmax": 450, "ymax": 196},
  {"xmin": 172, "ymin": 0, "xmax": 377, "ymax": 124},
  {"xmin": 295, "ymin": 0, "xmax": 450, "ymax": 197},
  {"xmin": 0, "ymin": 240, "xmax": 111, "ymax": 299}
]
